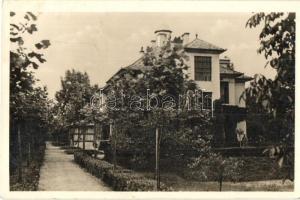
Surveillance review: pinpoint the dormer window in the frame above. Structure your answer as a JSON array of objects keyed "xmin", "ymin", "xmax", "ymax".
[{"xmin": 194, "ymin": 56, "xmax": 212, "ymax": 81}]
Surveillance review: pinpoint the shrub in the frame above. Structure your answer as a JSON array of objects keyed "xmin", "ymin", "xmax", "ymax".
[
  {"xmin": 188, "ymin": 154, "xmax": 245, "ymax": 191},
  {"xmin": 64, "ymin": 149, "xmax": 79, "ymax": 155},
  {"xmin": 74, "ymin": 151, "xmax": 172, "ymax": 191}
]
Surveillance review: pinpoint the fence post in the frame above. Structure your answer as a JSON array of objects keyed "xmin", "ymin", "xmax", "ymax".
[
  {"xmin": 113, "ymin": 128, "xmax": 117, "ymax": 172},
  {"xmin": 83, "ymin": 126, "xmax": 86, "ymax": 150},
  {"xmin": 17, "ymin": 123, "xmax": 22, "ymax": 182},
  {"xmin": 93, "ymin": 123, "xmax": 97, "ymax": 158},
  {"xmin": 26, "ymin": 121, "xmax": 31, "ymax": 167},
  {"xmin": 112, "ymin": 122, "xmax": 117, "ymax": 172},
  {"xmin": 71, "ymin": 128, "xmax": 74, "ymax": 147},
  {"xmin": 68, "ymin": 128, "xmax": 71, "ymax": 147},
  {"xmin": 155, "ymin": 127, "xmax": 160, "ymax": 191},
  {"xmin": 109, "ymin": 122, "xmax": 116, "ymax": 172},
  {"xmin": 77, "ymin": 127, "xmax": 80, "ymax": 148}
]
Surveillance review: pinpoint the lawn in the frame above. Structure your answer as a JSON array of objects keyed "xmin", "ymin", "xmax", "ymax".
[
  {"xmin": 139, "ymin": 172, "xmax": 294, "ymax": 191},
  {"xmin": 167, "ymin": 179, "xmax": 294, "ymax": 191}
]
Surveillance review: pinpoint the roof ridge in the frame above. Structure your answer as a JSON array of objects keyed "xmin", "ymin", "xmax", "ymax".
[
  {"xmin": 220, "ymin": 64, "xmax": 242, "ymax": 74},
  {"xmin": 184, "ymin": 38, "xmax": 197, "ymax": 47},
  {"xmin": 184, "ymin": 37, "xmax": 225, "ymax": 51},
  {"xmin": 126, "ymin": 56, "xmax": 144, "ymax": 69}
]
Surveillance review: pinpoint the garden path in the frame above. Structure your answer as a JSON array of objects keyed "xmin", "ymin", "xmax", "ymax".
[{"xmin": 38, "ymin": 142, "xmax": 111, "ymax": 191}]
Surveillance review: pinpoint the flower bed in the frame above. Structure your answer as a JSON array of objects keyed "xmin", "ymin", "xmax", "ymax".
[{"xmin": 74, "ymin": 151, "xmax": 172, "ymax": 191}]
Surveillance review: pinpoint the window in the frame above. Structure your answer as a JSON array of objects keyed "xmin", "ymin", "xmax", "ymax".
[
  {"xmin": 220, "ymin": 82, "xmax": 229, "ymax": 104},
  {"xmin": 203, "ymin": 92, "xmax": 212, "ymax": 110},
  {"xmin": 194, "ymin": 56, "xmax": 212, "ymax": 81}
]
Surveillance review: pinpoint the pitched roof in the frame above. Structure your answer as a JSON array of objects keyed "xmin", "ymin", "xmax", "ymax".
[
  {"xmin": 220, "ymin": 65, "xmax": 253, "ymax": 82},
  {"xmin": 184, "ymin": 38, "xmax": 226, "ymax": 53},
  {"xmin": 109, "ymin": 58, "xmax": 252, "ymax": 82},
  {"xmin": 220, "ymin": 65, "xmax": 243, "ymax": 76},
  {"xmin": 126, "ymin": 57, "xmax": 151, "ymax": 72},
  {"xmin": 235, "ymin": 74, "xmax": 253, "ymax": 82},
  {"xmin": 105, "ymin": 42, "xmax": 250, "ymax": 86},
  {"xmin": 104, "ymin": 57, "xmax": 149, "ymax": 86}
]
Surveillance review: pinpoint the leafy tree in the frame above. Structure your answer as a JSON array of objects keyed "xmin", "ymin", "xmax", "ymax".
[
  {"xmin": 102, "ymin": 39, "xmax": 212, "ymax": 169},
  {"xmin": 189, "ymin": 154, "xmax": 244, "ymax": 191},
  {"xmin": 244, "ymin": 12, "xmax": 295, "ymax": 180},
  {"xmin": 10, "ymin": 12, "xmax": 51, "ymax": 121},
  {"xmin": 9, "ymin": 12, "xmax": 51, "ymax": 188},
  {"xmin": 54, "ymin": 69, "xmax": 99, "ymax": 143}
]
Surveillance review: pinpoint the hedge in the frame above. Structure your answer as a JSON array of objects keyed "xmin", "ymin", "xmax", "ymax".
[{"xmin": 74, "ymin": 151, "xmax": 172, "ymax": 191}]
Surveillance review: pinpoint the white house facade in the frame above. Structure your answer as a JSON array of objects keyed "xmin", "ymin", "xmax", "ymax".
[{"xmin": 104, "ymin": 29, "xmax": 252, "ymax": 147}]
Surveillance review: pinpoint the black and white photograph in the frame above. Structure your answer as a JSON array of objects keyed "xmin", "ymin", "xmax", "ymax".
[{"xmin": 0, "ymin": 0, "xmax": 298, "ymax": 198}]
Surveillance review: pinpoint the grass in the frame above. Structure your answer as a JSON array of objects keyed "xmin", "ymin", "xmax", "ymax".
[
  {"xmin": 10, "ymin": 162, "xmax": 41, "ymax": 191},
  {"xmin": 139, "ymin": 172, "xmax": 293, "ymax": 191},
  {"xmin": 167, "ymin": 179, "xmax": 294, "ymax": 191},
  {"xmin": 121, "ymin": 155, "xmax": 294, "ymax": 191},
  {"xmin": 179, "ymin": 156, "xmax": 292, "ymax": 182},
  {"xmin": 70, "ymin": 146, "xmax": 294, "ymax": 191}
]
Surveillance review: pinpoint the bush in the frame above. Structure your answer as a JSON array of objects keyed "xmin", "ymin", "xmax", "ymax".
[
  {"xmin": 74, "ymin": 151, "xmax": 172, "ymax": 191},
  {"xmin": 185, "ymin": 155, "xmax": 290, "ymax": 183},
  {"xmin": 187, "ymin": 155, "xmax": 244, "ymax": 182},
  {"xmin": 187, "ymin": 153, "xmax": 245, "ymax": 191},
  {"xmin": 64, "ymin": 149, "xmax": 79, "ymax": 155}
]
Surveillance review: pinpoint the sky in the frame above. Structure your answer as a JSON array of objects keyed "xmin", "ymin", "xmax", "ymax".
[{"xmin": 12, "ymin": 12, "xmax": 276, "ymax": 99}]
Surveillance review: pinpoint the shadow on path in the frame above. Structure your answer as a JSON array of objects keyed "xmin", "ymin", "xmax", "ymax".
[{"xmin": 38, "ymin": 142, "xmax": 111, "ymax": 191}]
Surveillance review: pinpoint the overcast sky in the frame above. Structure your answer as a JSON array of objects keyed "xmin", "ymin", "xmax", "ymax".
[{"xmin": 14, "ymin": 12, "xmax": 276, "ymax": 99}]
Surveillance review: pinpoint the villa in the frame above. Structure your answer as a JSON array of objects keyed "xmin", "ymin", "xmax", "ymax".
[
  {"xmin": 101, "ymin": 29, "xmax": 253, "ymax": 147},
  {"xmin": 69, "ymin": 29, "xmax": 253, "ymax": 149}
]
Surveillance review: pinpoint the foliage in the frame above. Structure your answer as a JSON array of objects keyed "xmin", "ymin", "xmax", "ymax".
[
  {"xmin": 10, "ymin": 145, "xmax": 45, "ymax": 191},
  {"xmin": 74, "ymin": 151, "xmax": 172, "ymax": 191},
  {"xmin": 188, "ymin": 154, "xmax": 244, "ymax": 191},
  {"xmin": 244, "ymin": 12, "xmax": 295, "ymax": 176},
  {"xmin": 212, "ymin": 100, "xmax": 247, "ymax": 147},
  {"xmin": 102, "ymin": 39, "xmax": 212, "ymax": 168},
  {"xmin": 10, "ymin": 11, "xmax": 51, "ymax": 123},
  {"xmin": 53, "ymin": 70, "xmax": 99, "ymax": 141},
  {"xmin": 9, "ymin": 12, "xmax": 51, "ymax": 189}
]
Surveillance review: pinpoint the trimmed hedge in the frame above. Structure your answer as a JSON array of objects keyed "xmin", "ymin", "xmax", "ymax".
[{"xmin": 74, "ymin": 151, "xmax": 172, "ymax": 191}]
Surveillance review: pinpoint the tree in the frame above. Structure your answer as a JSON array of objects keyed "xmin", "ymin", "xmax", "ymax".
[
  {"xmin": 244, "ymin": 12, "xmax": 295, "ymax": 180},
  {"xmin": 102, "ymin": 39, "xmax": 212, "ymax": 172},
  {"xmin": 189, "ymin": 154, "xmax": 244, "ymax": 191},
  {"xmin": 9, "ymin": 12, "xmax": 51, "ymax": 187},
  {"xmin": 54, "ymin": 69, "xmax": 99, "ymax": 143},
  {"xmin": 10, "ymin": 12, "xmax": 51, "ymax": 122}
]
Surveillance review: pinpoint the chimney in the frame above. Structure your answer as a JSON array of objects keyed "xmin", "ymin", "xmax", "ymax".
[
  {"xmin": 182, "ymin": 32, "xmax": 190, "ymax": 46},
  {"xmin": 154, "ymin": 29, "xmax": 172, "ymax": 47},
  {"xmin": 139, "ymin": 46, "xmax": 144, "ymax": 56}
]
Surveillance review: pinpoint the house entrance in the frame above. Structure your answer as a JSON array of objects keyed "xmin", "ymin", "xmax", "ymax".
[{"xmin": 220, "ymin": 81, "xmax": 229, "ymax": 104}]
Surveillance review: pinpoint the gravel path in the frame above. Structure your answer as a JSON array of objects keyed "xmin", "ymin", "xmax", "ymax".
[{"xmin": 38, "ymin": 142, "xmax": 111, "ymax": 191}]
